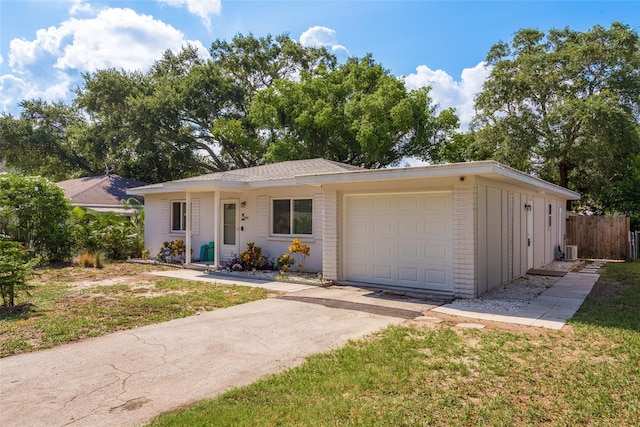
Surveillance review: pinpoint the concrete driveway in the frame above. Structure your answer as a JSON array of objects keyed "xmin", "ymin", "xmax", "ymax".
[{"xmin": 1, "ymin": 280, "xmax": 438, "ymax": 427}]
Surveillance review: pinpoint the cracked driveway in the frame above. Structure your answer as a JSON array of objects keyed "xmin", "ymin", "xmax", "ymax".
[{"xmin": 0, "ymin": 286, "xmax": 437, "ymax": 427}]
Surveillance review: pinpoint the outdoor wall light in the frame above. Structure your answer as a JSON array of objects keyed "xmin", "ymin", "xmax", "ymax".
[
  {"xmin": 241, "ymin": 201, "xmax": 246, "ymax": 208},
  {"xmin": 524, "ymin": 202, "xmax": 532, "ymax": 211}
]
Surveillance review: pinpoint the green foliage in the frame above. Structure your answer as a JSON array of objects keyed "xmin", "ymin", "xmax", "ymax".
[
  {"xmin": 68, "ymin": 203, "xmax": 144, "ymax": 260},
  {"xmin": 0, "ymin": 100, "xmax": 99, "ymax": 180},
  {"xmin": 276, "ymin": 253, "xmax": 295, "ymax": 272},
  {"xmin": 157, "ymin": 239, "xmax": 186, "ymax": 263},
  {"xmin": 0, "ymin": 240, "xmax": 39, "ymax": 308},
  {"xmin": 238, "ymin": 242, "xmax": 264, "ymax": 270},
  {"xmin": 251, "ymin": 55, "xmax": 459, "ymax": 167},
  {"xmin": 288, "ymin": 238, "xmax": 310, "ymax": 272},
  {"xmin": 0, "ymin": 174, "xmax": 71, "ymax": 261},
  {"xmin": 471, "ymin": 22, "xmax": 640, "ymax": 214}
]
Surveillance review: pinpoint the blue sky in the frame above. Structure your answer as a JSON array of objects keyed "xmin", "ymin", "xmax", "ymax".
[{"xmin": 1, "ymin": 0, "xmax": 639, "ymax": 128}]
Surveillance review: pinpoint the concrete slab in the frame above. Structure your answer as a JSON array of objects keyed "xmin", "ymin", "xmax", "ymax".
[
  {"xmin": 433, "ymin": 272, "xmax": 599, "ymax": 329},
  {"xmin": 149, "ymin": 269, "xmax": 315, "ymax": 293}
]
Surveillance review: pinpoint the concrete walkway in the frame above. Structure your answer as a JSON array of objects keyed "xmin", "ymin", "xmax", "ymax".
[
  {"xmin": 148, "ymin": 269, "xmax": 317, "ymax": 293},
  {"xmin": 434, "ymin": 271, "xmax": 599, "ymax": 329}
]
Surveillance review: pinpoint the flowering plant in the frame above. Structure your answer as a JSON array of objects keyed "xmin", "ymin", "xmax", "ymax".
[
  {"xmin": 239, "ymin": 242, "xmax": 264, "ymax": 270},
  {"xmin": 277, "ymin": 253, "xmax": 295, "ymax": 272},
  {"xmin": 157, "ymin": 239, "xmax": 186, "ymax": 262},
  {"xmin": 288, "ymin": 238, "xmax": 310, "ymax": 272}
]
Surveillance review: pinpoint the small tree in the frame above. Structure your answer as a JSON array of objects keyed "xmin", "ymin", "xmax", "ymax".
[
  {"xmin": 0, "ymin": 240, "xmax": 39, "ymax": 308},
  {"xmin": 0, "ymin": 174, "xmax": 71, "ymax": 261}
]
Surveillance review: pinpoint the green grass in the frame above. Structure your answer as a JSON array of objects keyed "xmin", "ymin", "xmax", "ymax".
[
  {"xmin": 150, "ymin": 262, "xmax": 640, "ymax": 426},
  {"xmin": 0, "ymin": 265, "xmax": 268, "ymax": 357}
]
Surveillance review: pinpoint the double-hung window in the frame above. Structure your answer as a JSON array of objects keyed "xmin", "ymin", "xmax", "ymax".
[
  {"xmin": 272, "ymin": 198, "xmax": 312, "ymax": 235},
  {"xmin": 171, "ymin": 201, "xmax": 187, "ymax": 232}
]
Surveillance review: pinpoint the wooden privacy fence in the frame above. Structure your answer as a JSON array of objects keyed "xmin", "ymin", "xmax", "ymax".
[{"xmin": 566, "ymin": 214, "xmax": 630, "ymax": 260}]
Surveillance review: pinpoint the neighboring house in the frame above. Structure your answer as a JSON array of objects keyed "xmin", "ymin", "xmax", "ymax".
[
  {"xmin": 128, "ymin": 158, "xmax": 580, "ymax": 298},
  {"xmin": 57, "ymin": 174, "xmax": 148, "ymax": 215}
]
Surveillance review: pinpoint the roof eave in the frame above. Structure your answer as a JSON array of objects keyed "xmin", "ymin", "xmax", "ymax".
[{"xmin": 296, "ymin": 161, "xmax": 580, "ymax": 200}]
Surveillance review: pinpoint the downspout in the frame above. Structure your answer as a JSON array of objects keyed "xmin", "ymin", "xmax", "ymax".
[
  {"xmin": 185, "ymin": 191, "xmax": 192, "ymax": 265},
  {"xmin": 213, "ymin": 190, "xmax": 220, "ymax": 269}
]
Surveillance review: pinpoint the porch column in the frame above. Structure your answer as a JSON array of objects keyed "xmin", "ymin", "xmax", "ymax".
[
  {"xmin": 213, "ymin": 190, "xmax": 220, "ymax": 269},
  {"xmin": 185, "ymin": 191, "xmax": 192, "ymax": 265}
]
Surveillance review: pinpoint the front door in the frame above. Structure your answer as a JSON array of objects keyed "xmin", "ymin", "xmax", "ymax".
[{"xmin": 220, "ymin": 200, "xmax": 239, "ymax": 263}]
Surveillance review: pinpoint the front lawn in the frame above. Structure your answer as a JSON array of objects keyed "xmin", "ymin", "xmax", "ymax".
[
  {"xmin": 0, "ymin": 263, "xmax": 269, "ymax": 357},
  {"xmin": 150, "ymin": 262, "xmax": 640, "ymax": 426}
]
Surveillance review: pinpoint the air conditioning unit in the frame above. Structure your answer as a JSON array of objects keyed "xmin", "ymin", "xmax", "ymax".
[{"xmin": 565, "ymin": 245, "xmax": 578, "ymax": 261}]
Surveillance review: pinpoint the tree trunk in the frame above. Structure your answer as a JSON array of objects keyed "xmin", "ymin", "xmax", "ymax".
[{"xmin": 559, "ymin": 161, "xmax": 574, "ymax": 211}]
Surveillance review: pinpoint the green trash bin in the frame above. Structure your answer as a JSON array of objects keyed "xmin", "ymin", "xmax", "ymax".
[
  {"xmin": 208, "ymin": 241, "xmax": 215, "ymax": 261},
  {"xmin": 199, "ymin": 244, "xmax": 209, "ymax": 262}
]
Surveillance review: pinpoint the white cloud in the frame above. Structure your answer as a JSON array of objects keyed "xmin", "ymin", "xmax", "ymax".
[
  {"xmin": 157, "ymin": 0, "xmax": 221, "ymax": 29},
  {"xmin": 0, "ymin": 72, "xmax": 73, "ymax": 114},
  {"xmin": 69, "ymin": 0, "xmax": 94, "ymax": 15},
  {"xmin": 3, "ymin": 7, "xmax": 210, "ymax": 115},
  {"xmin": 404, "ymin": 62, "xmax": 491, "ymax": 130},
  {"xmin": 299, "ymin": 26, "xmax": 349, "ymax": 55},
  {"xmin": 8, "ymin": 8, "xmax": 208, "ymax": 73}
]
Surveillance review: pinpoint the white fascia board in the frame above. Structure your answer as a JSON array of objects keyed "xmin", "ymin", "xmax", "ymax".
[
  {"xmin": 491, "ymin": 163, "xmax": 581, "ymax": 200},
  {"xmin": 296, "ymin": 160, "xmax": 581, "ymax": 200},
  {"xmin": 295, "ymin": 161, "xmax": 497, "ymax": 184},
  {"xmin": 127, "ymin": 180, "xmax": 244, "ymax": 195},
  {"xmin": 244, "ymin": 178, "xmax": 299, "ymax": 188}
]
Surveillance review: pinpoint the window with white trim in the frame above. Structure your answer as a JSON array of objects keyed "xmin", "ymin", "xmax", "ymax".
[
  {"xmin": 171, "ymin": 201, "xmax": 187, "ymax": 232},
  {"xmin": 272, "ymin": 198, "xmax": 313, "ymax": 235}
]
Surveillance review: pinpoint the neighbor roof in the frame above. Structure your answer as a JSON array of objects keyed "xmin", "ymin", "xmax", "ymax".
[{"xmin": 58, "ymin": 174, "xmax": 148, "ymax": 213}]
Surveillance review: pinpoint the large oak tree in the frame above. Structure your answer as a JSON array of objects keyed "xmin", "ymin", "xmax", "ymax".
[
  {"xmin": 470, "ymin": 22, "xmax": 640, "ymax": 212},
  {"xmin": 250, "ymin": 55, "xmax": 459, "ymax": 167}
]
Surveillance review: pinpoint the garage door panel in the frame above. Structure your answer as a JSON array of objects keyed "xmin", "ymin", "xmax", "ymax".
[
  {"xmin": 373, "ymin": 240, "xmax": 394, "ymax": 258},
  {"xmin": 373, "ymin": 218, "xmax": 394, "ymax": 235},
  {"xmin": 398, "ymin": 267, "xmax": 418, "ymax": 282},
  {"xmin": 398, "ymin": 195, "xmax": 419, "ymax": 210},
  {"xmin": 373, "ymin": 265, "xmax": 392, "ymax": 280},
  {"xmin": 426, "ymin": 244, "xmax": 448, "ymax": 259},
  {"xmin": 399, "ymin": 243, "xmax": 419, "ymax": 258},
  {"xmin": 373, "ymin": 197, "xmax": 393, "ymax": 210},
  {"xmin": 345, "ymin": 193, "xmax": 453, "ymax": 292}
]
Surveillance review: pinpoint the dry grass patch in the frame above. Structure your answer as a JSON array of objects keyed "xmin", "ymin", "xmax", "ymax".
[{"xmin": 0, "ymin": 262, "xmax": 269, "ymax": 357}]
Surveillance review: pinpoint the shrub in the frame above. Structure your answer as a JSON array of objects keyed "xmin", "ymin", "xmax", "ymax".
[
  {"xmin": 0, "ymin": 240, "xmax": 39, "ymax": 308},
  {"xmin": 79, "ymin": 252, "xmax": 95, "ymax": 268},
  {"xmin": 277, "ymin": 253, "xmax": 295, "ymax": 272},
  {"xmin": 239, "ymin": 242, "xmax": 264, "ymax": 270},
  {"xmin": 94, "ymin": 252, "xmax": 104, "ymax": 269},
  {"xmin": 288, "ymin": 238, "xmax": 310, "ymax": 272},
  {"xmin": 0, "ymin": 174, "xmax": 71, "ymax": 261},
  {"xmin": 68, "ymin": 204, "xmax": 144, "ymax": 261},
  {"xmin": 157, "ymin": 239, "xmax": 186, "ymax": 263}
]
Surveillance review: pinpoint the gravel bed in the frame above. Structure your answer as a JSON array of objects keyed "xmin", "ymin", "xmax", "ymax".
[{"xmin": 447, "ymin": 260, "xmax": 581, "ymax": 314}]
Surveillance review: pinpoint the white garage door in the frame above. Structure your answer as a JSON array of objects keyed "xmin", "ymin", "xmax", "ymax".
[{"xmin": 344, "ymin": 192, "xmax": 453, "ymax": 292}]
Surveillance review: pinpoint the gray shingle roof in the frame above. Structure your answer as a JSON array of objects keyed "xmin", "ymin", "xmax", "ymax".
[
  {"xmin": 174, "ymin": 158, "xmax": 363, "ymax": 184},
  {"xmin": 57, "ymin": 174, "xmax": 148, "ymax": 207}
]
